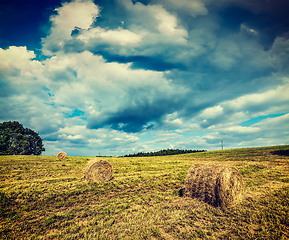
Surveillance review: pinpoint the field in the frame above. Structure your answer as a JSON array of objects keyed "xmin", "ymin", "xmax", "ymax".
[{"xmin": 1, "ymin": 145, "xmax": 289, "ymax": 239}]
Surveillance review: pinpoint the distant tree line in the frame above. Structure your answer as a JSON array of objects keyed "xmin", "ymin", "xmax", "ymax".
[
  {"xmin": 122, "ymin": 148, "xmax": 206, "ymax": 157},
  {"xmin": 0, "ymin": 121, "xmax": 45, "ymax": 155}
]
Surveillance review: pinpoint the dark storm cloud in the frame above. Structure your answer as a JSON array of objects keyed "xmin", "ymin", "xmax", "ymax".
[
  {"xmin": 99, "ymin": 54, "xmax": 186, "ymax": 71},
  {"xmin": 87, "ymin": 92, "xmax": 186, "ymax": 133},
  {"xmin": 212, "ymin": 0, "xmax": 289, "ymax": 49}
]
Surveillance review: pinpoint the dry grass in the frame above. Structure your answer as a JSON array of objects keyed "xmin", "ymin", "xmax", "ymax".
[
  {"xmin": 184, "ymin": 163, "xmax": 243, "ymax": 209},
  {"xmin": 83, "ymin": 158, "xmax": 112, "ymax": 182},
  {"xmin": 0, "ymin": 145, "xmax": 289, "ymax": 239}
]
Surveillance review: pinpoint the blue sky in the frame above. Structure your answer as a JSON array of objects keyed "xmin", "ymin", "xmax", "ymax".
[{"xmin": 0, "ymin": 0, "xmax": 289, "ymax": 156}]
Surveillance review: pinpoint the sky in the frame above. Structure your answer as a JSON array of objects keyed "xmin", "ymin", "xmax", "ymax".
[{"xmin": 0, "ymin": 0, "xmax": 289, "ymax": 156}]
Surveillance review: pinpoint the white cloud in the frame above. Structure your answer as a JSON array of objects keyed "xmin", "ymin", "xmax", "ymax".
[
  {"xmin": 78, "ymin": 27, "xmax": 144, "ymax": 45},
  {"xmin": 41, "ymin": 0, "xmax": 190, "ymax": 57},
  {"xmin": 93, "ymin": 28, "xmax": 143, "ymax": 45},
  {"xmin": 0, "ymin": 46, "xmax": 50, "ymax": 101},
  {"xmin": 41, "ymin": 50, "xmax": 186, "ymax": 115},
  {"xmin": 144, "ymin": 131, "xmax": 183, "ymax": 149},
  {"xmin": 162, "ymin": 112, "xmax": 183, "ymax": 129},
  {"xmin": 220, "ymin": 125, "xmax": 260, "ymax": 134},
  {"xmin": 225, "ymin": 82, "xmax": 289, "ymax": 114},
  {"xmin": 42, "ymin": 0, "xmax": 99, "ymax": 55},
  {"xmin": 154, "ymin": 0, "xmax": 208, "ymax": 17},
  {"xmin": 44, "ymin": 125, "xmax": 140, "ymax": 156},
  {"xmin": 254, "ymin": 113, "xmax": 289, "ymax": 130},
  {"xmin": 0, "ymin": 46, "xmax": 36, "ymax": 70},
  {"xmin": 216, "ymin": 114, "xmax": 289, "ymax": 148},
  {"xmin": 0, "ymin": 45, "xmax": 188, "ymax": 154},
  {"xmin": 114, "ymin": 0, "xmax": 189, "ymax": 46},
  {"xmin": 155, "ymin": 8, "xmax": 188, "ymax": 41},
  {"xmin": 199, "ymin": 105, "xmax": 223, "ymax": 119},
  {"xmin": 174, "ymin": 80, "xmax": 288, "ymax": 151}
]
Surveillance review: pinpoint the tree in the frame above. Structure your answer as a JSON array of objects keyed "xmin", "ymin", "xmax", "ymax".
[
  {"xmin": 122, "ymin": 148, "xmax": 206, "ymax": 157},
  {"xmin": 0, "ymin": 121, "xmax": 45, "ymax": 155}
]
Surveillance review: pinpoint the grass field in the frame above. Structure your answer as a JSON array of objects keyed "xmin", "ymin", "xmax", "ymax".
[{"xmin": 1, "ymin": 145, "xmax": 289, "ymax": 239}]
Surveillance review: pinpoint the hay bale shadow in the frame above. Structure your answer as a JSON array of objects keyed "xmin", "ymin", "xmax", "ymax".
[
  {"xmin": 179, "ymin": 188, "xmax": 185, "ymax": 197},
  {"xmin": 271, "ymin": 150, "xmax": 289, "ymax": 156}
]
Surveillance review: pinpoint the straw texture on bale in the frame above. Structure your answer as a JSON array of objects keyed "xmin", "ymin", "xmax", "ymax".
[
  {"xmin": 184, "ymin": 163, "xmax": 243, "ymax": 209},
  {"xmin": 84, "ymin": 158, "xmax": 112, "ymax": 182},
  {"xmin": 57, "ymin": 152, "xmax": 67, "ymax": 159}
]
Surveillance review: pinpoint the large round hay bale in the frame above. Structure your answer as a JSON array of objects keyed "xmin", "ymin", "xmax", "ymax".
[
  {"xmin": 184, "ymin": 163, "xmax": 243, "ymax": 209},
  {"xmin": 57, "ymin": 152, "xmax": 67, "ymax": 159},
  {"xmin": 84, "ymin": 158, "xmax": 112, "ymax": 182}
]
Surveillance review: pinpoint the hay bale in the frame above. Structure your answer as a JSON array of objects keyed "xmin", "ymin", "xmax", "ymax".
[
  {"xmin": 184, "ymin": 163, "xmax": 243, "ymax": 209},
  {"xmin": 84, "ymin": 158, "xmax": 112, "ymax": 182},
  {"xmin": 57, "ymin": 152, "xmax": 67, "ymax": 159}
]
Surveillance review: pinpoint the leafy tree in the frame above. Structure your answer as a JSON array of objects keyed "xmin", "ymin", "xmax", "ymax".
[{"xmin": 0, "ymin": 121, "xmax": 45, "ymax": 155}]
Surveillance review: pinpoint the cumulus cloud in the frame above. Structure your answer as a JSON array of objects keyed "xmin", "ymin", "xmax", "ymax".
[
  {"xmin": 41, "ymin": 0, "xmax": 191, "ymax": 70},
  {"xmin": 189, "ymin": 82, "xmax": 289, "ymax": 130},
  {"xmin": 42, "ymin": 0, "xmax": 99, "ymax": 55},
  {"xmin": 225, "ymin": 82, "xmax": 289, "ymax": 115},
  {"xmin": 84, "ymin": 27, "xmax": 143, "ymax": 45},
  {"xmin": 207, "ymin": 113, "xmax": 289, "ymax": 149},
  {"xmin": 253, "ymin": 113, "xmax": 289, "ymax": 142},
  {"xmin": 154, "ymin": 8, "xmax": 188, "ymax": 40},
  {"xmin": 0, "ymin": 43, "xmax": 187, "ymax": 152},
  {"xmin": 1, "ymin": 0, "xmax": 289, "ymax": 155}
]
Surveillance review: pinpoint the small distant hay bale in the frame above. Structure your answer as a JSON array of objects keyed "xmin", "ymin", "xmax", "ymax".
[
  {"xmin": 114, "ymin": 155, "xmax": 118, "ymax": 158},
  {"xmin": 184, "ymin": 163, "xmax": 243, "ymax": 209},
  {"xmin": 84, "ymin": 158, "xmax": 112, "ymax": 182},
  {"xmin": 57, "ymin": 152, "xmax": 67, "ymax": 159}
]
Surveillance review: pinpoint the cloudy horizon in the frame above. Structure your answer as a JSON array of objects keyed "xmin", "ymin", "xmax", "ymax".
[{"xmin": 0, "ymin": 0, "xmax": 289, "ymax": 156}]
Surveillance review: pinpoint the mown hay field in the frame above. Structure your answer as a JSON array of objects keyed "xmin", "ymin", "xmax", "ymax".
[{"xmin": 1, "ymin": 145, "xmax": 289, "ymax": 239}]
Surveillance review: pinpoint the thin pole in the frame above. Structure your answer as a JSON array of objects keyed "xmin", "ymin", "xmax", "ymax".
[{"xmin": 221, "ymin": 141, "xmax": 223, "ymax": 150}]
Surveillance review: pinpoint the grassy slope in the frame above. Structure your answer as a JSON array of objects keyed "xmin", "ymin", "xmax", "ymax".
[{"xmin": 0, "ymin": 145, "xmax": 289, "ymax": 239}]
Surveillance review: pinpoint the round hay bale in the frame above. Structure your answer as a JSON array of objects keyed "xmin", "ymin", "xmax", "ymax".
[
  {"xmin": 57, "ymin": 152, "xmax": 67, "ymax": 159},
  {"xmin": 184, "ymin": 163, "xmax": 243, "ymax": 209},
  {"xmin": 84, "ymin": 158, "xmax": 112, "ymax": 182}
]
